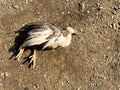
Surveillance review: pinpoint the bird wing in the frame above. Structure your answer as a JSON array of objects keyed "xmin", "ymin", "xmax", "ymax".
[
  {"xmin": 21, "ymin": 28, "xmax": 53, "ymax": 47},
  {"xmin": 41, "ymin": 37, "xmax": 57, "ymax": 50},
  {"xmin": 21, "ymin": 23, "xmax": 61, "ymax": 48},
  {"xmin": 41, "ymin": 25, "xmax": 61, "ymax": 49}
]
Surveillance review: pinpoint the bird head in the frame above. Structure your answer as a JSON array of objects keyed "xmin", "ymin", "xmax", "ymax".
[{"xmin": 66, "ymin": 27, "xmax": 80, "ymax": 35}]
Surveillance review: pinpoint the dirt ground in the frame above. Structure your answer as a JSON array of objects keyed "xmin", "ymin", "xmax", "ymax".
[{"xmin": 0, "ymin": 0, "xmax": 120, "ymax": 90}]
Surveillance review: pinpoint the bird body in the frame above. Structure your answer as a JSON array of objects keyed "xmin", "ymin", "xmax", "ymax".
[{"xmin": 15, "ymin": 22, "xmax": 79, "ymax": 68}]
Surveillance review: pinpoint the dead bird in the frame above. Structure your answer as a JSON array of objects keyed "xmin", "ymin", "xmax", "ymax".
[{"xmin": 15, "ymin": 22, "xmax": 79, "ymax": 68}]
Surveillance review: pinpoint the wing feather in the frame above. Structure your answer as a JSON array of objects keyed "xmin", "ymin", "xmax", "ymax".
[
  {"xmin": 20, "ymin": 22, "xmax": 61, "ymax": 49},
  {"xmin": 22, "ymin": 37, "xmax": 48, "ymax": 47},
  {"xmin": 22, "ymin": 29, "xmax": 53, "ymax": 47}
]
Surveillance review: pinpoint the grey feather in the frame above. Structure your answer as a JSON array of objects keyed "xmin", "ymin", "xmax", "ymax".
[{"xmin": 21, "ymin": 22, "xmax": 61, "ymax": 48}]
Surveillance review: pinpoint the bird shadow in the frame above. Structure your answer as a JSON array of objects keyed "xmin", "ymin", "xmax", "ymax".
[{"xmin": 8, "ymin": 23, "xmax": 36, "ymax": 67}]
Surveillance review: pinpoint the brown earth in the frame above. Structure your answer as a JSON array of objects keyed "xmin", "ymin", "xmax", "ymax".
[{"xmin": 0, "ymin": 0, "xmax": 120, "ymax": 90}]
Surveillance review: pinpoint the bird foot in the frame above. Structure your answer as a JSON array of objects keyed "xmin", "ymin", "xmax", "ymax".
[
  {"xmin": 15, "ymin": 48, "xmax": 24, "ymax": 61},
  {"xmin": 29, "ymin": 55, "xmax": 36, "ymax": 68}
]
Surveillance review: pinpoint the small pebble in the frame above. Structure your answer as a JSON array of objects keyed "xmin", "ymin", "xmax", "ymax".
[
  {"xmin": 109, "ymin": 23, "xmax": 117, "ymax": 29},
  {"xmin": 13, "ymin": 5, "xmax": 19, "ymax": 9},
  {"xmin": 67, "ymin": 11, "xmax": 70, "ymax": 14},
  {"xmin": 25, "ymin": 0, "xmax": 28, "ymax": 3},
  {"xmin": 43, "ymin": 74, "xmax": 47, "ymax": 78},
  {"xmin": 1, "ymin": 72, "xmax": 11, "ymax": 78},
  {"xmin": 61, "ymin": 81, "xmax": 64, "ymax": 85},
  {"xmin": 77, "ymin": 86, "xmax": 81, "ymax": 90},
  {"xmin": 61, "ymin": 12, "xmax": 65, "ymax": 15},
  {"xmin": 33, "ymin": 84, "xmax": 39, "ymax": 89}
]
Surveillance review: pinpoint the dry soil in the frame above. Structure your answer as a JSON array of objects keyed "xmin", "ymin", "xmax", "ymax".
[{"xmin": 0, "ymin": 0, "xmax": 120, "ymax": 90}]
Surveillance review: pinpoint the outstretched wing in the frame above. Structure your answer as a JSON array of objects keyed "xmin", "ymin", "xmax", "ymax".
[{"xmin": 21, "ymin": 22, "xmax": 61, "ymax": 48}]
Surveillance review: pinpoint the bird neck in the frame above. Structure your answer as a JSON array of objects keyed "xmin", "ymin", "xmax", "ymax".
[{"xmin": 61, "ymin": 33, "xmax": 72, "ymax": 47}]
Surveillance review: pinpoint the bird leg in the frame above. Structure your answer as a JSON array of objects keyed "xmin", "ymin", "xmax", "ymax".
[
  {"xmin": 29, "ymin": 49, "xmax": 37, "ymax": 68},
  {"xmin": 15, "ymin": 48, "xmax": 24, "ymax": 61}
]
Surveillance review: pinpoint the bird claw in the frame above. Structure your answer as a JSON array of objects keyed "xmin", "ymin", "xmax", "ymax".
[
  {"xmin": 15, "ymin": 48, "xmax": 24, "ymax": 61},
  {"xmin": 29, "ymin": 55, "xmax": 36, "ymax": 68},
  {"xmin": 15, "ymin": 53, "xmax": 21, "ymax": 61}
]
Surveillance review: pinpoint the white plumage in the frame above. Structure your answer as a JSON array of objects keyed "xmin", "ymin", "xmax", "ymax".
[{"xmin": 15, "ymin": 22, "xmax": 79, "ymax": 68}]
